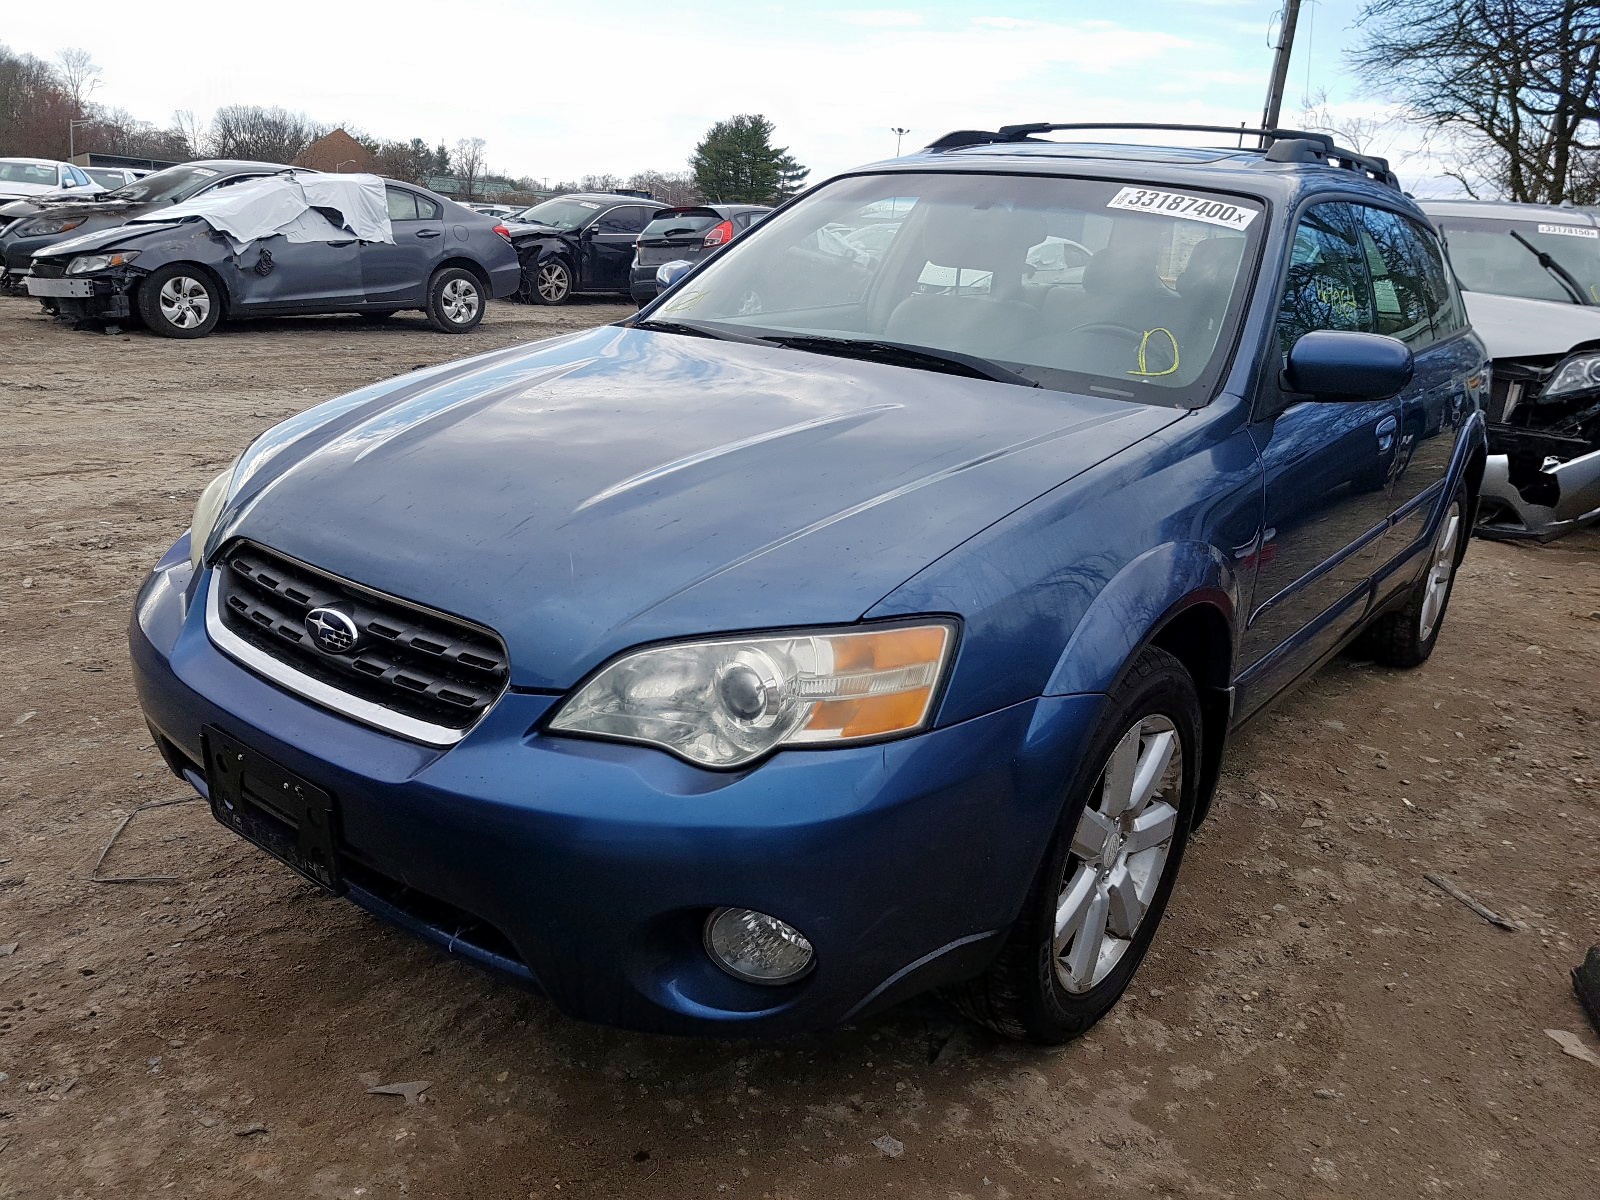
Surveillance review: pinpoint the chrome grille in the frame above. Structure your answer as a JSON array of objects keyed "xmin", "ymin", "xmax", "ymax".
[{"xmin": 213, "ymin": 541, "xmax": 509, "ymax": 735}]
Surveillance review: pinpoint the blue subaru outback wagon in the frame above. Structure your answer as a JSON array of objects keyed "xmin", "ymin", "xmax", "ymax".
[{"xmin": 130, "ymin": 124, "xmax": 1488, "ymax": 1042}]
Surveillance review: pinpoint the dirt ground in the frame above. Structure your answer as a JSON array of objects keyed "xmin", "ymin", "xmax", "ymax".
[{"xmin": 1, "ymin": 291, "xmax": 1597, "ymax": 1200}]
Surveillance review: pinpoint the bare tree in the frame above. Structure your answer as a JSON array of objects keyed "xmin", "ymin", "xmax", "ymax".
[
  {"xmin": 55, "ymin": 47, "xmax": 100, "ymax": 115},
  {"xmin": 1351, "ymin": 0, "xmax": 1600, "ymax": 203},
  {"xmin": 452, "ymin": 136, "xmax": 487, "ymax": 199},
  {"xmin": 208, "ymin": 105, "xmax": 326, "ymax": 164},
  {"xmin": 1296, "ymin": 88, "xmax": 1398, "ymax": 156},
  {"xmin": 626, "ymin": 170, "xmax": 702, "ymax": 206},
  {"xmin": 172, "ymin": 109, "xmax": 209, "ymax": 158}
]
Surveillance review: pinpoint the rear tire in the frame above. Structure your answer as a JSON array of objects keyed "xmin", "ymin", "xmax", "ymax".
[
  {"xmin": 951, "ymin": 646, "xmax": 1201, "ymax": 1043},
  {"xmin": 1363, "ymin": 485, "xmax": 1467, "ymax": 668},
  {"xmin": 424, "ymin": 268, "xmax": 484, "ymax": 333},
  {"xmin": 136, "ymin": 265, "xmax": 222, "ymax": 339}
]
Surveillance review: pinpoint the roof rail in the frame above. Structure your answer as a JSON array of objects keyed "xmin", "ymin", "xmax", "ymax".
[{"xmin": 924, "ymin": 122, "xmax": 1400, "ymax": 191}]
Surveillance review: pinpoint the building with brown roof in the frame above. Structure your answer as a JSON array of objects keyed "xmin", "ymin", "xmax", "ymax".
[{"xmin": 294, "ymin": 128, "xmax": 374, "ymax": 174}]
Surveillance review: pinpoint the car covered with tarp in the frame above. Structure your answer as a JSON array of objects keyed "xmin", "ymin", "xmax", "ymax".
[{"xmin": 25, "ymin": 173, "xmax": 520, "ymax": 337}]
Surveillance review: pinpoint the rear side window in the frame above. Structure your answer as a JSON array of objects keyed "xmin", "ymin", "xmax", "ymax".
[
  {"xmin": 1278, "ymin": 202, "xmax": 1375, "ymax": 353},
  {"xmin": 415, "ymin": 194, "xmax": 441, "ymax": 220}
]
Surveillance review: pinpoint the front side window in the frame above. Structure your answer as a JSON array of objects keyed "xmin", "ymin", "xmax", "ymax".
[
  {"xmin": 1356, "ymin": 206, "xmax": 1437, "ymax": 347},
  {"xmin": 597, "ymin": 206, "xmax": 651, "ymax": 234},
  {"xmin": 1435, "ymin": 215, "xmax": 1600, "ymax": 305},
  {"xmin": 650, "ymin": 173, "xmax": 1265, "ymax": 404},
  {"xmin": 1278, "ymin": 202, "xmax": 1375, "ymax": 354},
  {"xmin": 386, "ymin": 188, "xmax": 420, "ymax": 221}
]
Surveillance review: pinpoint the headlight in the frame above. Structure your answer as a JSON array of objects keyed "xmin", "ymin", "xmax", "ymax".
[
  {"xmin": 189, "ymin": 458, "xmax": 241, "ymax": 571},
  {"xmin": 549, "ymin": 621, "xmax": 956, "ymax": 767},
  {"xmin": 66, "ymin": 250, "xmax": 139, "ymax": 275},
  {"xmin": 1539, "ymin": 351, "xmax": 1600, "ymax": 400},
  {"xmin": 21, "ymin": 216, "xmax": 85, "ymax": 236}
]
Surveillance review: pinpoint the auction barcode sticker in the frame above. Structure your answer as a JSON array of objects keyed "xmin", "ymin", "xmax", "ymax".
[
  {"xmin": 1106, "ymin": 187, "xmax": 1259, "ymax": 230},
  {"xmin": 1536, "ymin": 223, "xmax": 1599, "ymax": 239}
]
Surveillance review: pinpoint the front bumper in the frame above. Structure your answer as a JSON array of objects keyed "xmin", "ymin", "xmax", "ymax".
[
  {"xmin": 1478, "ymin": 431, "xmax": 1600, "ymax": 541},
  {"xmin": 23, "ymin": 268, "xmax": 134, "ymax": 320},
  {"xmin": 130, "ymin": 545, "xmax": 1102, "ymax": 1036}
]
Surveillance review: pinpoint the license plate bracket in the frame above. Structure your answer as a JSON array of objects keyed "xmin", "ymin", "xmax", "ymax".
[{"xmin": 202, "ymin": 726, "xmax": 344, "ymax": 893}]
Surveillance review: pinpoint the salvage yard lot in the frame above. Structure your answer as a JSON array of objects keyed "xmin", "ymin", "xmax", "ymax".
[{"xmin": 1, "ymin": 293, "xmax": 1597, "ymax": 1199}]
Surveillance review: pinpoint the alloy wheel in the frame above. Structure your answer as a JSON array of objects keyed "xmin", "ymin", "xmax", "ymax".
[
  {"xmin": 159, "ymin": 276, "xmax": 211, "ymax": 329},
  {"xmin": 537, "ymin": 263, "xmax": 569, "ymax": 302},
  {"xmin": 1418, "ymin": 499, "xmax": 1461, "ymax": 642},
  {"xmin": 1054, "ymin": 714, "xmax": 1182, "ymax": 994},
  {"xmin": 441, "ymin": 277, "xmax": 480, "ymax": 325}
]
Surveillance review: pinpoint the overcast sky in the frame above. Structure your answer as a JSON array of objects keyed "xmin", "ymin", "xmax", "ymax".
[{"xmin": 4, "ymin": 0, "xmax": 1460, "ymax": 193}]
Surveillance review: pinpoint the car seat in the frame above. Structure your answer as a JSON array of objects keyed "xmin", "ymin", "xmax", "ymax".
[{"xmin": 884, "ymin": 207, "xmax": 1046, "ymax": 357}]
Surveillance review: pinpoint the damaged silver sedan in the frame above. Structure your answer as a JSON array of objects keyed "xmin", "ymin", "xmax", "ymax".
[{"xmin": 1424, "ymin": 200, "xmax": 1600, "ymax": 540}]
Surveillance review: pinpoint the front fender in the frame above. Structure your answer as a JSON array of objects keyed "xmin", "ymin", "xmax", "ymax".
[{"xmin": 1043, "ymin": 540, "xmax": 1240, "ymax": 697}]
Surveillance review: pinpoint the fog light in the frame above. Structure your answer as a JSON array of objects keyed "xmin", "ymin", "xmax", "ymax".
[{"xmin": 703, "ymin": 907, "xmax": 814, "ymax": 985}]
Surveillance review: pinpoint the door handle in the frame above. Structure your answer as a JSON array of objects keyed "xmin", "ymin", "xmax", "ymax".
[
  {"xmin": 415, "ymin": 229, "xmax": 442, "ymax": 239},
  {"xmin": 1375, "ymin": 414, "xmax": 1398, "ymax": 453}
]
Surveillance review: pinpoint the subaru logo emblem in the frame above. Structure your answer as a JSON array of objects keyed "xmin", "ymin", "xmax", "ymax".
[{"xmin": 305, "ymin": 607, "xmax": 360, "ymax": 655}]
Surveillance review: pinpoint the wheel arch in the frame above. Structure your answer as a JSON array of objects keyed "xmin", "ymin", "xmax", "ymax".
[
  {"xmin": 1044, "ymin": 540, "xmax": 1241, "ymax": 828},
  {"xmin": 138, "ymin": 260, "xmax": 232, "ymax": 320},
  {"xmin": 435, "ymin": 256, "xmax": 491, "ymax": 295}
]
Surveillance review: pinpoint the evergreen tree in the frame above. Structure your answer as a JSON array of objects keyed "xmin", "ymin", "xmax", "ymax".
[{"xmin": 691, "ymin": 114, "xmax": 807, "ymax": 204}]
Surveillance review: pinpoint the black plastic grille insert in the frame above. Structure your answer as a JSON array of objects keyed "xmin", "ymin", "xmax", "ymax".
[{"xmin": 215, "ymin": 541, "xmax": 509, "ymax": 732}]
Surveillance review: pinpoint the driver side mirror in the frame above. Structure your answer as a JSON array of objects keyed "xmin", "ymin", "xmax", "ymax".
[
  {"xmin": 580, "ymin": 225, "xmax": 598, "ymax": 238},
  {"xmin": 1285, "ymin": 331, "xmax": 1414, "ymax": 402}
]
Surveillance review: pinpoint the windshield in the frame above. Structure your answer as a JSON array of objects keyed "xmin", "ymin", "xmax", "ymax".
[
  {"xmin": 104, "ymin": 163, "xmax": 225, "ymax": 204},
  {"xmin": 649, "ymin": 172, "xmax": 1264, "ymax": 403},
  {"xmin": 1435, "ymin": 216, "xmax": 1600, "ymax": 304},
  {"xmin": 84, "ymin": 168, "xmax": 125, "ymax": 188},
  {"xmin": 0, "ymin": 161, "xmax": 58, "ymax": 186},
  {"xmin": 508, "ymin": 197, "xmax": 604, "ymax": 230}
]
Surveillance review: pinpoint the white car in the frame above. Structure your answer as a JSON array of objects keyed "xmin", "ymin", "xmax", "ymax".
[
  {"xmin": 1424, "ymin": 199, "xmax": 1600, "ymax": 540},
  {"xmin": 0, "ymin": 158, "xmax": 104, "ymax": 203}
]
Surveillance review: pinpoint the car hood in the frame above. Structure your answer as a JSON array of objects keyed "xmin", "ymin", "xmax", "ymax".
[
  {"xmin": 219, "ymin": 326, "xmax": 1183, "ymax": 689},
  {"xmin": 31, "ymin": 221, "xmax": 184, "ymax": 259},
  {"xmin": 1464, "ymin": 291, "xmax": 1600, "ymax": 359}
]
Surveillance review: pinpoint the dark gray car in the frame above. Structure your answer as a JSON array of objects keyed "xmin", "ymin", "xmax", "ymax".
[
  {"xmin": 0, "ymin": 160, "xmax": 303, "ymax": 290},
  {"xmin": 25, "ymin": 177, "xmax": 521, "ymax": 337}
]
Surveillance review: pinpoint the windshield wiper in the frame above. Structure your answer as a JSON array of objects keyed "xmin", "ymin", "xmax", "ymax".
[
  {"xmin": 631, "ymin": 318, "xmax": 771, "ymax": 345},
  {"xmin": 759, "ymin": 335, "xmax": 1039, "ymax": 387},
  {"xmin": 1508, "ymin": 229, "xmax": 1591, "ymax": 305}
]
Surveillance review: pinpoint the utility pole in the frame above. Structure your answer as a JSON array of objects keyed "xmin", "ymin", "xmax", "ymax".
[
  {"xmin": 891, "ymin": 127, "xmax": 910, "ymax": 156},
  {"xmin": 1259, "ymin": 0, "xmax": 1302, "ymax": 138}
]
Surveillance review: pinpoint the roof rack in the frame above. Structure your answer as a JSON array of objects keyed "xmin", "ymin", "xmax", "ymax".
[{"xmin": 923, "ymin": 122, "xmax": 1400, "ymax": 191}]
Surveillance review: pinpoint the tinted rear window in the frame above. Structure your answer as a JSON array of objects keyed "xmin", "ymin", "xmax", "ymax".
[{"xmin": 643, "ymin": 210, "xmax": 720, "ymax": 237}]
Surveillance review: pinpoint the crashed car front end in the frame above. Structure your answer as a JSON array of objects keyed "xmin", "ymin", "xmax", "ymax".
[
  {"xmin": 24, "ymin": 246, "xmax": 148, "ymax": 323},
  {"xmin": 1479, "ymin": 345, "xmax": 1600, "ymax": 540}
]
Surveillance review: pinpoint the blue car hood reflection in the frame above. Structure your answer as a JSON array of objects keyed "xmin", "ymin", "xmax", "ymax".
[{"xmin": 224, "ymin": 326, "xmax": 1186, "ymax": 689}]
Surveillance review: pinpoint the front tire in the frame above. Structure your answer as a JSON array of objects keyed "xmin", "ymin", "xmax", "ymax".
[
  {"xmin": 529, "ymin": 258, "xmax": 572, "ymax": 305},
  {"xmin": 953, "ymin": 646, "xmax": 1201, "ymax": 1043},
  {"xmin": 425, "ymin": 268, "xmax": 484, "ymax": 333},
  {"xmin": 1363, "ymin": 486, "xmax": 1466, "ymax": 668},
  {"xmin": 136, "ymin": 265, "xmax": 221, "ymax": 339}
]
